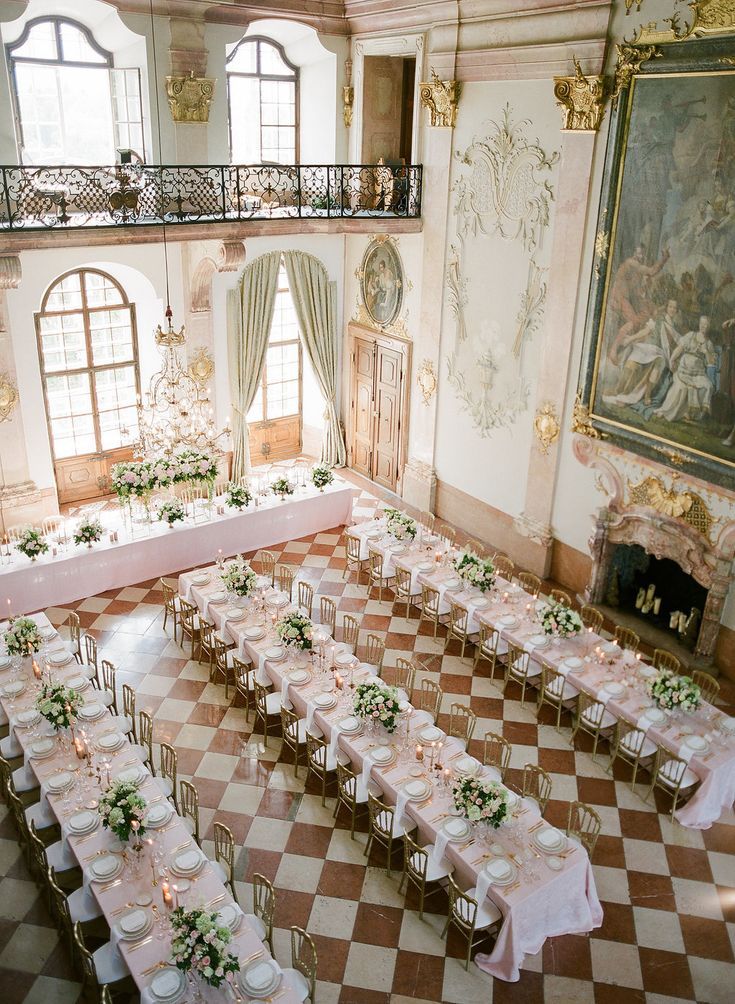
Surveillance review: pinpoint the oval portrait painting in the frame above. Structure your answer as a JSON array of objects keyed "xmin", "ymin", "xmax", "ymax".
[{"xmin": 360, "ymin": 239, "xmax": 403, "ymax": 328}]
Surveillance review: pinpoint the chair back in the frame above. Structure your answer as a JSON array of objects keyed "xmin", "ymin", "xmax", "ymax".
[
  {"xmin": 367, "ymin": 792, "xmax": 394, "ymax": 838},
  {"xmin": 449, "ymin": 702, "xmax": 476, "ymax": 744},
  {"xmin": 306, "ymin": 732, "xmax": 329, "ymax": 772},
  {"xmin": 290, "ymin": 926, "xmax": 317, "ymax": 1002},
  {"xmin": 276, "ymin": 564, "xmax": 294, "ymax": 598},
  {"xmin": 161, "ymin": 579, "xmax": 177, "ymax": 611},
  {"xmin": 437, "ymin": 523, "xmax": 456, "ymax": 547},
  {"xmin": 42, "ymin": 515, "xmax": 63, "ymax": 536},
  {"xmin": 138, "ymin": 709, "xmax": 154, "ymax": 768},
  {"xmin": 253, "ymin": 873, "xmax": 275, "ymax": 946},
  {"xmin": 393, "ymin": 657, "xmax": 416, "ymax": 695},
  {"xmin": 160, "ymin": 741, "xmax": 177, "ymax": 794},
  {"xmin": 421, "ymin": 583, "xmax": 440, "ymax": 617},
  {"xmin": 394, "ymin": 565, "xmax": 412, "ymax": 598},
  {"xmin": 73, "ymin": 921, "xmax": 98, "ymax": 990},
  {"xmin": 403, "ymin": 830, "xmax": 428, "ymax": 883},
  {"xmin": 364, "ymin": 633, "xmax": 385, "ymax": 673},
  {"xmin": 576, "ymin": 691, "xmax": 606, "ymax": 730},
  {"xmin": 482, "ymin": 731, "xmax": 512, "ymax": 778},
  {"xmin": 478, "ymin": 624, "xmax": 500, "ymax": 658},
  {"xmin": 342, "ymin": 613, "xmax": 360, "ymax": 651},
  {"xmin": 448, "ymin": 601, "xmax": 468, "ymax": 637},
  {"xmin": 446, "ymin": 873, "xmax": 478, "ymax": 934},
  {"xmin": 368, "ymin": 549, "xmax": 384, "ymax": 580},
  {"xmin": 493, "ymin": 554, "xmax": 514, "ymax": 581},
  {"xmin": 121, "ymin": 682, "xmax": 136, "ymax": 738},
  {"xmin": 320, "ymin": 596, "xmax": 337, "ymax": 637},
  {"xmin": 260, "ymin": 550, "xmax": 276, "ymax": 584},
  {"xmin": 28, "ymin": 820, "xmax": 49, "ymax": 877},
  {"xmin": 567, "ymin": 800, "xmax": 602, "ymax": 858},
  {"xmin": 614, "ymin": 624, "xmax": 640, "ymax": 651},
  {"xmin": 179, "ymin": 778, "xmax": 200, "ymax": 844},
  {"xmin": 345, "ymin": 533, "xmax": 362, "ymax": 565},
  {"xmin": 465, "ymin": 538, "xmax": 484, "ymax": 556},
  {"xmin": 280, "ymin": 705, "xmax": 300, "ymax": 742},
  {"xmin": 213, "ymin": 820, "xmax": 235, "ymax": 882},
  {"xmin": 178, "ymin": 598, "xmax": 199, "ymax": 634},
  {"xmin": 297, "ymin": 580, "xmax": 314, "ymax": 616},
  {"xmin": 101, "ymin": 659, "xmax": 117, "ymax": 713},
  {"xmin": 540, "ymin": 664, "xmax": 567, "ymax": 704},
  {"xmin": 692, "ymin": 670, "xmax": 719, "ymax": 706},
  {"xmin": 83, "ymin": 633, "xmax": 98, "ymax": 669},
  {"xmin": 418, "ymin": 510, "xmax": 435, "ymax": 533},
  {"xmin": 549, "ymin": 588, "xmax": 572, "ymax": 607},
  {"xmin": 518, "ymin": 572, "xmax": 541, "ymax": 597},
  {"xmin": 68, "ymin": 611, "xmax": 81, "ymax": 656},
  {"xmin": 418, "ymin": 677, "xmax": 443, "ymax": 721},
  {"xmin": 253, "ymin": 679, "xmax": 271, "ymax": 715},
  {"xmin": 507, "ymin": 642, "xmax": 530, "ymax": 678},
  {"xmin": 652, "ymin": 648, "xmax": 681, "ymax": 673},
  {"xmin": 336, "ymin": 760, "xmax": 358, "ymax": 804},
  {"xmin": 580, "ymin": 604, "xmax": 603, "ymax": 633},
  {"xmin": 522, "ymin": 762, "xmax": 552, "ymax": 812}
]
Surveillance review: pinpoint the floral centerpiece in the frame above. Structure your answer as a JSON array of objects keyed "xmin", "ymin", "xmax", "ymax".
[
  {"xmin": 646, "ymin": 668, "xmax": 701, "ymax": 712},
  {"xmin": 540, "ymin": 601, "xmax": 583, "ymax": 639},
  {"xmin": 453, "ymin": 552, "xmax": 496, "ymax": 592},
  {"xmin": 271, "ymin": 476, "xmax": 294, "ymax": 499},
  {"xmin": 110, "ymin": 460, "xmax": 158, "ymax": 502},
  {"xmin": 311, "ymin": 464, "xmax": 334, "ymax": 490},
  {"xmin": 386, "ymin": 510, "xmax": 417, "ymax": 542},
  {"xmin": 452, "ymin": 775, "xmax": 510, "ymax": 828},
  {"xmin": 15, "ymin": 528, "xmax": 49, "ymax": 561},
  {"xmin": 220, "ymin": 555, "xmax": 257, "ymax": 597},
  {"xmin": 73, "ymin": 518, "xmax": 104, "ymax": 547},
  {"xmin": 157, "ymin": 498, "xmax": 185, "ymax": 526},
  {"xmin": 275, "ymin": 611, "xmax": 313, "ymax": 651},
  {"xmin": 175, "ymin": 449, "xmax": 219, "ymax": 486},
  {"xmin": 224, "ymin": 483, "xmax": 252, "ymax": 510},
  {"xmin": 4, "ymin": 616, "xmax": 43, "ymax": 656},
  {"xmin": 99, "ymin": 778, "xmax": 147, "ymax": 842},
  {"xmin": 353, "ymin": 680, "xmax": 401, "ymax": 733},
  {"xmin": 170, "ymin": 905, "xmax": 240, "ymax": 989},
  {"xmin": 36, "ymin": 680, "xmax": 83, "ymax": 731}
]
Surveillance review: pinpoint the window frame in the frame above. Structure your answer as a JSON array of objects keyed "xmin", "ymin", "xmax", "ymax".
[
  {"xmin": 226, "ymin": 35, "xmax": 300, "ymax": 165},
  {"xmin": 248, "ymin": 263, "xmax": 303, "ymax": 426},
  {"xmin": 35, "ymin": 267, "xmax": 141, "ymax": 462}
]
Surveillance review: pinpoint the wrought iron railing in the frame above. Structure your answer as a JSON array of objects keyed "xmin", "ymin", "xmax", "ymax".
[{"xmin": 0, "ymin": 163, "xmax": 422, "ymax": 231}]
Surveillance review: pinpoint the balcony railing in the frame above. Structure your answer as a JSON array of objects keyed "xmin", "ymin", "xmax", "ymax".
[{"xmin": 0, "ymin": 163, "xmax": 422, "ymax": 231}]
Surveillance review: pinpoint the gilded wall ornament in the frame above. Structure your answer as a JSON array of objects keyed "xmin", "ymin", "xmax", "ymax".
[
  {"xmin": 553, "ymin": 57, "xmax": 606, "ymax": 132},
  {"xmin": 533, "ymin": 402, "xmax": 561, "ymax": 455},
  {"xmin": 188, "ymin": 346, "xmax": 214, "ymax": 387},
  {"xmin": 593, "ymin": 209, "xmax": 609, "ymax": 278},
  {"xmin": 166, "ymin": 72, "xmax": 216, "ymax": 123},
  {"xmin": 611, "ymin": 44, "xmax": 661, "ymax": 107},
  {"xmin": 571, "ymin": 394, "xmax": 602, "ymax": 438},
  {"xmin": 634, "ymin": 0, "xmax": 735, "ymax": 44},
  {"xmin": 625, "ymin": 0, "xmax": 645, "ymax": 11},
  {"xmin": 627, "ymin": 475, "xmax": 715, "ymax": 540},
  {"xmin": 419, "ymin": 70, "xmax": 460, "ymax": 128},
  {"xmin": 0, "ymin": 372, "xmax": 18, "ymax": 422},
  {"xmin": 416, "ymin": 359, "xmax": 437, "ymax": 405}
]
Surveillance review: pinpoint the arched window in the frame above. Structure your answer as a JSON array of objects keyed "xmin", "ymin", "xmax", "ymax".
[
  {"xmin": 7, "ymin": 16, "xmax": 144, "ymax": 164},
  {"xmin": 35, "ymin": 269, "xmax": 140, "ymax": 461},
  {"xmin": 226, "ymin": 37, "xmax": 298, "ymax": 164}
]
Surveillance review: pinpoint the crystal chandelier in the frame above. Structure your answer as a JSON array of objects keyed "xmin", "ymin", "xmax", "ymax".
[{"xmin": 131, "ymin": 306, "xmax": 230, "ymax": 460}]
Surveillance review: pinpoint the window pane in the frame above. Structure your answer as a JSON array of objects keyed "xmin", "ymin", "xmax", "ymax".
[
  {"xmin": 260, "ymin": 42, "xmax": 294, "ymax": 77},
  {"xmin": 227, "ymin": 40, "xmax": 257, "ymax": 74},
  {"xmin": 85, "ymin": 271, "xmax": 124, "ymax": 307},
  {"xmin": 45, "ymin": 273, "xmax": 82, "ymax": 311},
  {"xmin": 40, "ymin": 312, "xmax": 87, "ymax": 371},
  {"xmin": 59, "ymin": 22, "xmax": 108, "ymax": 64},
  {"xmin": 12, "ymin": 21, "xmax": 57, "ymax": 61},
  {"xmin": 96, "ymin": 366, "xmax": 138, "ymax": 450},
  {"xmin": 57, "ymin": 66, "xmax": 114, "ymax": 164},
  {"xmin": 247, "ymin": 394, "xmax": 263, "ymax": 423},
  {"xmin": 89, "ymin": 308, "xmax": 134, "ymax": 365},
  {"xmin": 14, "ymin": 64, "xmax": 63, "ymax": 163},
  {"xmin": 229, "ymin": 75, "xmax": 261, "ymax": 163}
]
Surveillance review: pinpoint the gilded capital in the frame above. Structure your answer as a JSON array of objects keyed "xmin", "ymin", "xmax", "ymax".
[
  {"xmin": 419, "ymin": 70, "xmax": 460, "ymax": 128},
  {"xmin": 166, "ymin": 71, "xmax": 216, "ymax": 123},
  {"xmin": 0, "ymin": 372, "xmax": 19, "ymax": 422},
  {"xmin": 553, "ymin": 57, "xmax": 605, "ymax": 132}
]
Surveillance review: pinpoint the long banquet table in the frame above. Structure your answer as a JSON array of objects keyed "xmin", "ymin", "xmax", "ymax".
[
  {"xmin": 180, "ymin": 566, "xmax": 604, "ymax": 982},
  {"xmin": 0, "ymin": 612, "xmax": 301, "ymax": 1003},
  {"xmin": 1, "ymin": 479, "xmax": 354, "ymax": 615}
]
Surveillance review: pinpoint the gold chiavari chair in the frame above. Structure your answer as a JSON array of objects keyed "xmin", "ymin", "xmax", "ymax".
[
  {"xmin": 344, "ymin": 532, "xmax": 367, "ymax": 583},
  {"xmin": 160, "ymin": 578, "xmax": 181, "ymax": 642},
  {"xmin": 537, "ymin": 664, "xmax": 579, "ymax": 732},
  {"xmin": 606, "ymin": 716, "xmax": 656, "ymax": 794},
  {"xmin": 259, "ymin": 549, "xmax": 276, "ymax": 585},
  {"xmin": 363, "ymin": 633, "xmax": 385, "ymax": 676},
  {"xmin": 367, "ymin": 548, "xmax": 393, "ymax": 603},
  {"xmin": 100, "ymin": 659, "xmax": 117, "ymax": 713},
  {"xmin": 448, "ymin": 702, "xmax": 477, "ymax": 749},
  {"xmin": 159, "ymin": 742, "xmax": 178, "ymax": 809},
  {"xmin": 277, "ymin": 564, "xmax": 295, "ymax": 599},
  {"xmin": 482, "ymin": 731, "xmax": 512, "ymax": 781},
  {"xmin": 614, "ymin": 624, "xmax": 640, "ymax": 652},
  {"xmin": 138, "ymin": 710, "xmax": 154, "ymax": 772},
  {"xmin": 580, "ymin": 604, "xmax": 604, "ymax": 634},
  {"xmin": 549, "ymin": 588, "xmax": 572, "ymax": 607},
  {"xmin": 417, "ymin": 677, "xmax": 443, "ymax": 723},
  {"xmin": 445, "ymin": 601, "xmax": 473, "ymax": 660},
  {"xmin": 212, "ymin": 636, "xmax": 237, "ymax": 699},
  {"xmin": 296, "ymin": 580, "xmax": 314, "ymax": 617},
  {"xmin": 48, "ymin": 868, "xmax": 74, "ymax": 954},
  {"xmin": 178, "ymin": 598, "xmax": 202, "ymax": 660},
  {"xmin": 199, "ymin": 616, "xmax": 216, "ymax": 671},
  {"xmin": 441, "ymin": 874, "xmax": 502, "ymax": 971},
  {"xmin": 305, "ymin": 733, "xmax": 338, "ymax": 806},
  {"xmin": 179, "ymin": 778, "xmax": 200, "ymax": 846},
  {"xmin": 493, "ymin": 554, "xmax": 514, "ymax": 582},
  {"xmin": 518, "ymin": 571, "xmax": 541, "ymax": 597},
  {"xmin": 398, "ymin": 831, "xmax": 453, "ymax": 920},
  {"xmin": 653, "ymin": 648, "xmax": 681, "ymax": 674},
  {"xmin": 393, "ymin": 657, "xmax": 416, "ymax": 699},
  {"xmin": 571, "ymin": 691, "xmax": 615, "ymax": 761},
  {"xmin": 465, "ymin": 538, "xmax": 484, "ymax": 555},
  {"xmin": 253, "ymin": 680, "xmax": 282, "ymax": 747},
  {"xmin": 42, "ymin": 515, "xmax": 63, "ymax": 537},
  {"xmin": 281, "ymin": 706, "xmax": 308, "ymax": 777},
  {"xmin": 566, "ymin": 800, "xmax": 602, "ymax": 859},
  {"xmin": 646, "ymin": 745, "xmax": 700, "ymax": 817},
  {"xmin": 212, "ymin": 821, "xmax": 238, "ymax": 902},
  {"xmin": 120, "ymin": 682, "xmax": 136, "ymax": 740},
  {"xmin": 334, "ymin": 760, "xmax": 369, "ymax": 838},
  {"xmin": 285, "ymin": 926, "xmax": 318, "ymax": 1004},
  {"xmin": 365, "ymin": 792, "xmax": 415, "ymax": 876},
  {"xmin": 73, "ymin": 920, "xmax": 133, "ymax": 997},
  {"xmin": 234, "ymin": 654, "xmax": 256, "ymax": 720},
  {"xmin": 692, "ymin": 670, "xmax": 720, "ymax": 706},
  {"xmin": 521, "ymin": 763, "xmax": 552, "ymax": 814},
  {"xmin": 437, "ymin": 523, "xmax": 456, "ymax": 547},
  {"xmin": 342, "ymin": 613, "xmax": 360, "ymax": 652},
  {"xmin": 502, "ymin": 642, "xmax": 542, "ymax": 706},
  {"xmin": 83, "ymin": 634, "xmax": 98, "ymax": 673},
  {"xmin": 419, "ymin": 583, "xmax": 443, "ymax": 640},
  {"xmin": 240, "ymin": 873, "xmax": 274, "ymax": 956},
  {"xmin": 68, "ymin": 611, "xmax": 82, "ymax": 663},
  {"xmin": 419, "ymin": 510, "xmax": 435, "ymax": 534},
  {"xmin": 394, "ymin": 565, "xmax": 419, "ymax": 619},
  {"xmin": 474, "ymin": 623, "xmax": 502, "ymax": 679},
  {"xmin": 320, "ymin": 596, "xmax": 337, "ymax": 638}
]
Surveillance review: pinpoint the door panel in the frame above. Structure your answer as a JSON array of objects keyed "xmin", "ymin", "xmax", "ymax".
[
  {"xmin": 372, "ymin": 344, "xmax": 402, "ymax": 491},
  {"xmin": 55, "ymin": 446, "xmax": 133, "ymax": 505},
  {"xmin": 351, "ymin": 338, "xmax": 375, "ymax": 479},
  {"xmin": 248, "ymin": 417, "xmax": 301, "ymax": 464}
]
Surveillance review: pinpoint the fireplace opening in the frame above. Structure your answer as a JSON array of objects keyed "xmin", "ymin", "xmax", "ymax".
[{"xmin": 605, "ymin": 543, "xmax": 708, "ymax": 651}]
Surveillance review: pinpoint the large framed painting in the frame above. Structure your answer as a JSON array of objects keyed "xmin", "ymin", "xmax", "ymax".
[
  {"xmin": 578, "ymin": 33, "xmax": 735, "ymax": 488},
  {"xmin": 360, "ymin": 237, "xmax": 403, "ymax": 328}
]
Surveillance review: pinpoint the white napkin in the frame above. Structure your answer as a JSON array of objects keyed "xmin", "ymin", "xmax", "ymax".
[
  {"xmin": 280, "ymin": 680, "xmax": 294, "ymax": 713},
  {"xmin": 475, "ymin": 867, "xmax": 493, "ymax": 903},
  {"xmin": 431, "ymin": 828, "xmax": 451, "ymax": 865}
]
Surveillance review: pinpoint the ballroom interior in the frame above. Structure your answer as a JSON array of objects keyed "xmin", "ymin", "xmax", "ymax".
[{"xmin": 0, "ymin": 1, "xmax": 733, "ymax": 1002}]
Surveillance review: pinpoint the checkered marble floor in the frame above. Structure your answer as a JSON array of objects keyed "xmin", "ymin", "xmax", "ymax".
[{"xmin": 1, "ymin": 475, "xmax": 734, "ymax": 1003}]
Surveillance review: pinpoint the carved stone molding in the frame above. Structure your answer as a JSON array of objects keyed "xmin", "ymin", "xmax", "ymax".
[
  {"xmin": 419, "ymin": 70, "xmax": 460, "ymax": 128},
  {"xmin": 513, "ymin": 512, "xmax": 554, "ymax": 548},
  {"xmin": 0, "ymin": 371, "xmax": 19, "ymax": 422},
  {"xmin": 343, "ymin": 57, "xmax": 354, "ymax": 128},
  {"xmin": 401, "ymin": 457, "xmax": 437, "ymax": 511},
  {"xmin": 416, "ymin": 359, "xmax": 437, "ymax": 405},
  {"xmin": 0, "ymin": 256, "xmax": 22, "ymax": 289},
  {"xmin": 627, "ymin": 475, "xmax": 716, "ymax": 542},
  {"xmin": 571, "ymin": 393, "xmax": 602, "ymax": 438},
  {"xmin": 533, "ymin": 402, "xmax": 560, "ymax": 455},
  {"xmin": 190, "ymin": 240, "xmax": 245, "ymax": 312},
  {"xmin": 216, "ymin": 240, "xmax": 246, "ymax": 273},
  {"xmin": 553, "ymin": 57, "xmax": 605, "ymax": 132},
  {"xmin": 166, "ymin": 72, "xmax": 216, "ymax": 123}
]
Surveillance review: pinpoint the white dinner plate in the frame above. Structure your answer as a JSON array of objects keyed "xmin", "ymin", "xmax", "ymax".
[
  {"xmin": 115, "ymin": 764, "xmax": 146, "ymax": 785},
  {"xmin": 119, "ymin": 909, "xmax": 152, "ymax": 940},
  {"xmin": 485, "ymin": 857, "xmax": 517, "ymax": 885},
  {"xmin": 170, "ymin": 849, "xmax": 204, "ymax": 876},
  {"xmin": 404, "ymin": 778, "xmax": 431, "ymax": 800},
  {"xmin": 64, "ymin": 675, "xmax": 89, "ymax": 692},
  {"xmin": 0, "ymin": 656, "xmax": 11, "ymax": 670},
  {"xmin": 96, "ymin": 732, "xmax": 124, "ymax": 753},
  {"xmin": 473, "ymin": 597, "xmax": 490, "ymax": 609},
  {"xmin": 417, "ymin": 562, "xmax": 434, "ymax": 572},
  {"xmin": 721, "ymin": 716, "xmax": 735, "ymax": 734},
  {"xmin": 642, "ymin": 706, "xmax": 667, "ymax": 725},
  {"xmin": 339, "ymin": 716, "xmax": 361, "ymax": 734},
  {"xmin": 242, "ymin": 625, "xmax": 265, "ymax": 639},
  {"xmin": 78, "ymin": 702, "xmax": 105, "ymax": 721},
  {"xmin": 15, "ymin": 708, "xmax": 41, "ymax": 728},
  {"xmin": 369, "ymin": 746, "xmax": 394, "ymax": 766},
  {"xmin": 529, "ymin": 634, "xmax": 548, "ymax": 648},
  {"xmin": 67, "ymin": 809, "xmax": 98, "ymax": 835},
  {"xmin": 312, "ymin": 693, "xmax": 336, "ymax": 709},
  {"xmin": 208, "ymin": 590, "xmax": 227, "ymax": 604},
  {"xmin": 546, "ymin": 856, "xmax": 564, "ymax": 871},
  {"xmin": 454, "ymin": 755, "xmax": 480, "ymax": 776},
  {"xmin": 335, "ymin": 652, "xmax": 354, "ymax": 667},
  {"xmin": 288, "ymin": 669, "xmax": 310, "ymax": 685},
  {"xmin": 683, "ymin": 734, "xmax": 709, "ymax": 753},
  {"xmin": 47, "ymin": 771, "xmax": 74, "ymax": 793},
  {"xmin": 563, "ymin": 657, "xmax": 584, "ymax": 670},
  {"xmin": 226, "ymin": 608, "xmax": 248, "ymax": 622},
  {"xmin": 533, "ymin": 827, "xmax": 567, "ymax": 853},
  {"xmin": 445, "ymin": 578, "xmax": 462, "ymax": 590},
  {"xmin": 270, "ymin": 593, "xmax": 289, "ymax": 607},
  {"xmin": 216, "ymin": 903, "xmax": 241, "ymax": 932},
  {"xmin": 265, "ymin": 646, "xmax": 285, "ymax": 661},
  {"xmin": 30, "ymin": 737, "xmax": 55, "ymax": 758},
  {"xmin": 639, "ymin": 665, "xmax": 657, "ymax": 679},
  {"xmin": 499, "ymin": 615, "xmax": 517, "ymax": 626},
  {"xmin": 149, "ymin": 967, "xmax": 186, "ymax": 1002},
  {"xmin": 47, "ymin": 651, "xmax": 72, "ymax": 666},
  {"xmin": 90, "ymin": 854, "xmax": 123, "ymax": 881},
  {"xmin": 191, "ymin": 573, "xmax": 210, "ymax": 585},
  {"xmin": 418, "ymin": 725, "xmax": 444, "ymax": 744},
  {"xmin": 604, "ymin": 682, "xmax": 626, "ymax": 698},
  {"xmin": 239, "ymin": 960, "xmax": 281, "ymax": 999},
  {"xmin": 441, "ymin": 817, "xmax": 471, "ymax": 841},
  {"xmin": 1, "ymin": 680, "xmax": 25, "ymax": 698},
  {"xmin": 145, "ymin": 802, "xmax": 173, "ymax": 828}
]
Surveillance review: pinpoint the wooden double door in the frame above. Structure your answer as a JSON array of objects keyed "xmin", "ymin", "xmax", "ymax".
[{"xmin": 349, "ymin": 325, "xmax": 410, "ymax": 492}]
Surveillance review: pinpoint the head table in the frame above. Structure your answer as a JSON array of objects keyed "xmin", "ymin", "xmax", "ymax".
[
  {"xmin": 0, "ymin": 478, "xmax": 353, "ymax": 616},
  {"xmin": 0, "ymin": 612, "xmax": 301, "ymax": 1003}
]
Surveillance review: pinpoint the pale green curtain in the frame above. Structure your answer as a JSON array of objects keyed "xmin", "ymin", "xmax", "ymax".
[
  {"xmin": 227, "ymin": 251, "xmax": 281, "ymax": 479},
  {"xmin": 282, "ymin": 250, "xmax": 347, "ymax": 467}
]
